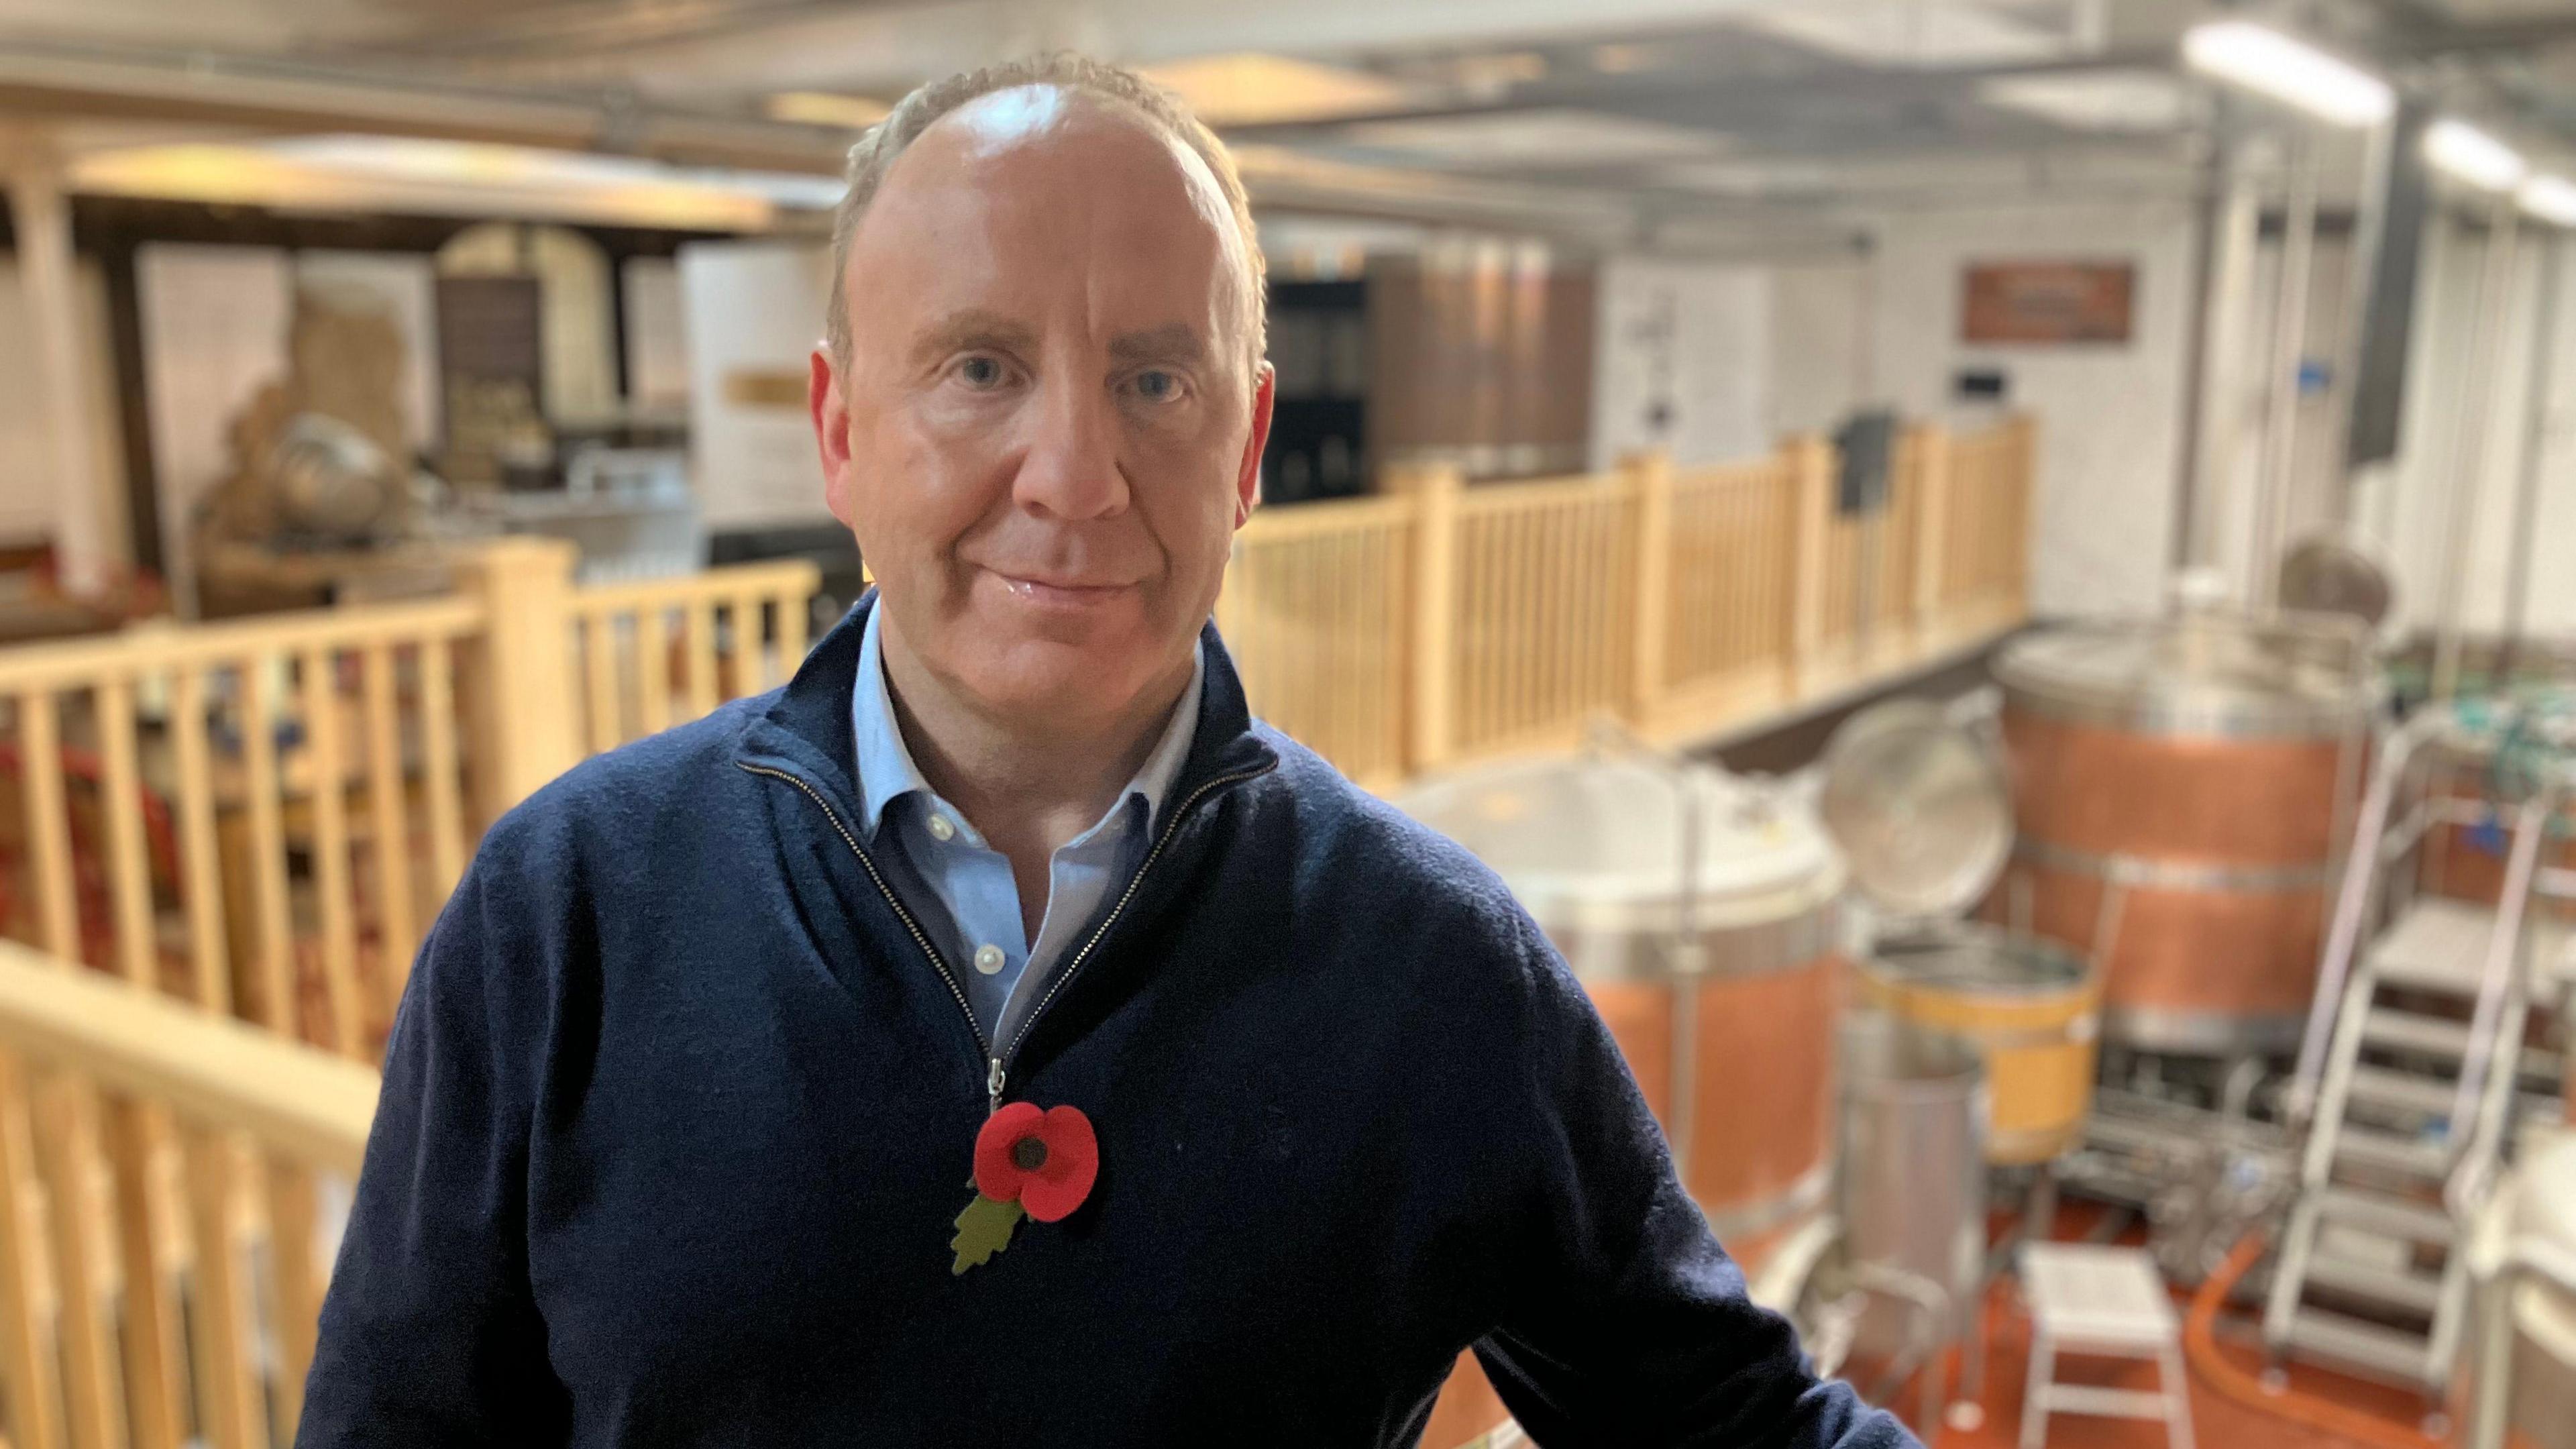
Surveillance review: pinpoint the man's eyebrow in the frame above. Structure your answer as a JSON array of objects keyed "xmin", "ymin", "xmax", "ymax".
[
  {"xmin": 909, "ymin": 309, "xmax": 1038, "ymax": 367},
  {"xmin": 1109, "ymin": 323, "xmax": 1214, "ymax": 367}
]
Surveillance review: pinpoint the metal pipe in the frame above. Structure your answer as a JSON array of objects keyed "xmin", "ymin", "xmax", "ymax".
[
  {"xmin": 2434, "ymin": 197, "xmax": 2525, "ymax": 703},
  {"xmin": 2329, "ymin": 118, "xmax": 2398, "ymax": 522},
  {"xmin": 2498, "ymin": 233, "xmax": 2564, "ymax": 686},
  {"xmin": 2192, "ymin": 138, "xmax": 2264, "ymax": 574},
  {"xmin": 2171, "ymin": 129, "xmax": 2230, "ymax": 570},
  {"xmin": 2252, "ymin": 135, "xmax": 2320, "ymax": 609}
]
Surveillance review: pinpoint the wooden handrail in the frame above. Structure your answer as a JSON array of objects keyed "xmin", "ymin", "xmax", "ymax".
[
  {"xmin": 0, "ymin": 596, "xmax": 486, "ymax": 691},
  {"xmin": 572, "ymin": 557, "xmax": 824, "ymax": 614},
  {"xmin": 0, "ymin": 942, "xmax": 378, "ymax": 1175}
]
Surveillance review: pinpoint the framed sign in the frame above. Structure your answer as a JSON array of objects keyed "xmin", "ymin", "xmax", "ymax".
[{"xmin": 1962, "ymin": 261, "xmax": 2135, "ymax": 345}]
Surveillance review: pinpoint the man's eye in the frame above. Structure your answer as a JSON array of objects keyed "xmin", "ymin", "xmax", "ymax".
[
  {"xmin": 958, "ymin": 356, "xmax": 1005, "ymax": 387},
  {"xmin": 1134, "ymin": 370, "xmax": 1181, "ymax": 401}
]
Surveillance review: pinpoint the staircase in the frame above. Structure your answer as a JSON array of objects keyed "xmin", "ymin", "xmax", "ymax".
[{"xmin": 2265, "ymin": 706, "xmax": 2576, "ymax": 1404}]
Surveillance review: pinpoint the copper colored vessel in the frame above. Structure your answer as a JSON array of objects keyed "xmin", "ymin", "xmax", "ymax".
[
  {"xmin": 1398, "ymin": 755, "xmax": 1845, "ymax": 1257},
  {"xmin": 1994, "ymin": 613, "xmax": 2377, "ymax": 1055},
  {"xmin": 1402, "ymin": 753, "xmax": 1846, "ymax": 1444}
]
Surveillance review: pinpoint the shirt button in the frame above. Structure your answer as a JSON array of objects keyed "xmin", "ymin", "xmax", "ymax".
[
  {"xmin": 926, "ymin": 814, "xmax": 957, "ymax": 843},
  {"xmin": 973, "ymin": 943, "xmax": 1006, "ymax": 975}
]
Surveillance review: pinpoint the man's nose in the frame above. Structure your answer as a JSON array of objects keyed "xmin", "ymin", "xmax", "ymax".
[{"xmin": 1012, "ymin": 374, "xmax": 1130, "ymax": 521}]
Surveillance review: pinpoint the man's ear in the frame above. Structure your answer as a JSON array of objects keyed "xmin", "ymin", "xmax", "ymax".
[
  {"xmin": 1233, "ymin": 362, "xmax": 1276, "ymax": 529},
  {"xmin": 811, "ymin": 343, "xmax": 857, "ymax": 528}
]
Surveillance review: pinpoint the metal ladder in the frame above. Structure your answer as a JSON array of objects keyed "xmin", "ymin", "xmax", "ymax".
[{"xmin": 2265, "ymin": 706, "xmax": 2573, "ymax": 1405}]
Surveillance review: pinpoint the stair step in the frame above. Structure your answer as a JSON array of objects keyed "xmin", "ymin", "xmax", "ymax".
[
  {"xmin": 2318, "ymin": 1187, "xmax": 2457, "ymax": 1244},
  {"xmin": 2360, "ymin": 1010, "xmax": 2473, "ymax": 1058},
  {"xmin": 2286, "ymin": 1307, "xmax": 2437, "ymax": 1385},
  {"xmin": 2369, "ymin": 899, "xmax": 2573, "ymax": 995},
  {"xmin": 2345, "ymin": 1066, "xmax": 2465, "ymax": 1118},
  {"xmin": 2302, "ymin": 1252, "xmax": 2444, "ymax": 1315},
  {"xmin": 2332, "ymin": 1124, "xmax": 2450, "ymax": 1177}
]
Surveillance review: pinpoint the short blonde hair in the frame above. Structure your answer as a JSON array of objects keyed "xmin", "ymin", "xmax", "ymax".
[{"xmin": 822, "ymin": 53, "xmax": 1267, "ymax": 373}]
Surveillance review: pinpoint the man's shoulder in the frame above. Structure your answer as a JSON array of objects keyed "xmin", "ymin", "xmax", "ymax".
[{"xmin": 472, "ymin": 694, "xmax": 771, "ymax": 878}]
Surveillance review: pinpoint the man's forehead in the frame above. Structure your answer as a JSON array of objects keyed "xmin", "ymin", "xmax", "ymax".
[{"xmin": 867, "ymin": 86, "xmax": 1235, "ymax": 254}]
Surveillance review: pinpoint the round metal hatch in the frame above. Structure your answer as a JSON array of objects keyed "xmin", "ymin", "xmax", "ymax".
[
  {"xmin": 1817, "ymin": 698, "xmax": 2014, "ymax": 918},
  {"xmin": 2277, "ymin": 531, "xmax": 2396, "ymax": 633}
]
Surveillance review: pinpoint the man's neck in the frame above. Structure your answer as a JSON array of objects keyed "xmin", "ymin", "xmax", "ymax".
[{"xmin": 877, "ymin": 614, "xmax": 1193, "ymax": 932}]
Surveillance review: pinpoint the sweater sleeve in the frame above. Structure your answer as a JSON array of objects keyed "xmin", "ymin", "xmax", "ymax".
[
  {"xmin": 1472, "ymin": 924, "xmax": 1919, "ymax": 1449},
  {"xmin": 295, "ymin": 855, "xmax": 574, "ymax": 1446}
]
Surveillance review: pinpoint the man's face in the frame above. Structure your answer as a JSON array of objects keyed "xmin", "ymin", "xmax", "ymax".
[{"xmin": 811, "ymin": 87, "xmax": 1273, "ymax": 734}]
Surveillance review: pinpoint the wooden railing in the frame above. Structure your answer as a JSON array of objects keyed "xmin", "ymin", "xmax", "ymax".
[
  {"xmin": 0, "ymin": 935, "xmax": 378, "ymax": 1449},
  {"xmin": 1221, "ymin": 415, "xmax": 2035, "ymax": 780},
  {"xmin": 0, "ymin": 543, "xmax": 822, "ymax": 1064}
]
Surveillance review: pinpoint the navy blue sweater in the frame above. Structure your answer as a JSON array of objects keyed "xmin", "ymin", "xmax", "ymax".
[{"xmin": 299, "ymin": 598, "xmax": 1913, "ymax": 1448}]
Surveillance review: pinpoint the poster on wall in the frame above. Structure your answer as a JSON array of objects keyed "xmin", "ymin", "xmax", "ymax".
[{"xmin": 1961, "ymin": 260, "xmax": 2135, "ymax": 345}]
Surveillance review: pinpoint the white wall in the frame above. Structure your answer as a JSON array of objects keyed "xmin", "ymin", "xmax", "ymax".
[
  {"xmin": 1862, "ymin": 199, "xmax": 2198, "ymax": 619},
  {"xmin": 1749, "ymin": 201, "xmax": 2198, "ymax": 617},
  {"xmin": 2352, "ymin": 221, "xmax": 2576, "ymax": 639},
  {"xmin": 0, "ymin": 254, "xmax": 128, "ymax": 557},
  {"xmin": 1589, "ymin": 257, "xmax": 1774, "ymax": 471}
]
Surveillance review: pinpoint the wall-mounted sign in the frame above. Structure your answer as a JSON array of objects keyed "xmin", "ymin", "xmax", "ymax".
[{"xmin": 1961, "ymin": 261, "xmax": 2135, "ymax": 345}]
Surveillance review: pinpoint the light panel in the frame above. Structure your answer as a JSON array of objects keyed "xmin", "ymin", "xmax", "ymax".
[
  {"xmin": 2426, "ymin": 119, "xmax": 2527, "ymax": 192},
  {"xmin": 2520, "ymin": 174, "xmax": 2576, "ymax": 227},
  {"xmin": 2182, "ymin": 20, "xmax": 2394, "ymax": 127}
]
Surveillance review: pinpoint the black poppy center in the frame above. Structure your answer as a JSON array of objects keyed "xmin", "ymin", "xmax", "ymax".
[{"xmin": 1010, "ymin": 1136, "xmax": 1049, "ymax": 1172}]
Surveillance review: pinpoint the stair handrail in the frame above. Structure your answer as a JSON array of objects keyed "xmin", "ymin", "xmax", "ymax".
[
  {"xmin": 2286, "ymin": 708, "xmax": 2442, "ymax": 1133},
  {"xmin": 2445, "ymin": 788, "xmax": 2551, "ymax": 1183}
]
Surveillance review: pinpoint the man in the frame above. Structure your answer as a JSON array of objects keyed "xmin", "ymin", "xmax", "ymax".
[{"xmin": 301, "ymin": 54, "xmax": 1913, "ymax": 1448}]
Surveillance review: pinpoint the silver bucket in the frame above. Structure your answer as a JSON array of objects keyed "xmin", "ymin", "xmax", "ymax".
[{"xmin": 1837, "ymin": 1010, "xmax": 1989, "ymax": 1366}]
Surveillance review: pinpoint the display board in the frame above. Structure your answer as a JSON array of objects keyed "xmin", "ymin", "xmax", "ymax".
[{"xmin": 1961, "ymin": 260, "xmax": 2135, "ymax": 345}]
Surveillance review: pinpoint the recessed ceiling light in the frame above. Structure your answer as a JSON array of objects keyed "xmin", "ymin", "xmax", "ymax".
[
  {"xmin": 765, "ymin": 92, "xmax": 890, "ymax": 130},
  {"xmin": 2426, "ymin": 118, "xmax": 2527, "ymax": 192}
]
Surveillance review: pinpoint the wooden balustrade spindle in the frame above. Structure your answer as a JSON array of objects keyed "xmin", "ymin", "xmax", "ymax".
[
  {"xmin": 362, "ymin": 643, "xmax": 419, "ymax": 1010},
  {"xmin": 301, "ymin": 649, "xmax": 365, "ymax": 1058},
  {"xmin": 170, "ymin": 669, "xmax": 231, "ymax": 1014}
]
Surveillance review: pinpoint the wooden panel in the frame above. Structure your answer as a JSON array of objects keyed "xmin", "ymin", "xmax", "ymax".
[
  {"xmin": 264, "ymin": 1159, "xmax": 321, "ymax": 1444},
  {"xmin": 17, "ymin": 690, "xmax": 78, "ymax": 961},
  {"xmin": 170, "ymin": 669, "xmax": 232, "ymax": 1014},
  {"xmin": 236, "ymin": 660, "xmax": 297, "ymax": 1037},
  {"xmin": 361, "ymin": 643, "xmax": 419, "ymax": 1013},
  {"xmin": 31, "ymin": 1077, "xmax": 121, "ymax": 1449},
  {"xmin": 94, "ymin": 679, "xmax": 158, "ymax": 988},
  {"xmin": 637, "ymin": 606, "xmax": 672, "ymax": 736},
  {"xmin": 300, "ymin": 648, "xmax": 365, "ymax": 1058},
  {"xmin": 0, "ymin": 1055, "xmax": 63, "ymax": 1449},
  {"xmin": 420, "ymin": 640, "xmax": 467, "ymax": 903},
  {"xmin": 684, "ymin": 599, "xmax": 720, "ymax": 720},
  {"xmin": 180, "ymin": 1128, "xmax": 266, "ymax": 1449},
  {"xmin": 102, "ymin": 1096, "xmax": 182, "ymax": 1449}
]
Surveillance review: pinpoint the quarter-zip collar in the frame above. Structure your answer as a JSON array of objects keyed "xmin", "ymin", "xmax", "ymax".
[{"xmin": 735, "ymin": 590, "xmax": 1277, "ymax": 825}]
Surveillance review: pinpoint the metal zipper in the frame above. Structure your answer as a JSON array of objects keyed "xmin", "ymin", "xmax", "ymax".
[
  {"xmin": 993, "ymin": 761, "xmax": 1277, "ymax": 1093},
  {"xmin": 736, "ymin": 763, "xmax": 994, "ymax": 1093},
  {"xmin": 741, "ymin": 755, "xmax": 1275, "ymax": 1116}
]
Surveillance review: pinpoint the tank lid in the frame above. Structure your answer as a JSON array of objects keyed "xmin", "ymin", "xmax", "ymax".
[
  {"xmin": 1994, "ymin": 610, "xmax": 2379, "ymax": 736},
  {"xmin": 1817, "ymin": 700, "xmax": 2014, "ymax": 920},
  {"xmin": 1393, "ymin": 753, "xmax": 1841, "ymax": 931}
]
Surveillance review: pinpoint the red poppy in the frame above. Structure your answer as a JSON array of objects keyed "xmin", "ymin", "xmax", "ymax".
[{"xmin": 972, "ymin": 1102, "xmax": 1099, "ymax": 1223}]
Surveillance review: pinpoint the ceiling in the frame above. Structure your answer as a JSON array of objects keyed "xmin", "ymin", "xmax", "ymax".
[{"xmin": 3, "ymin": 0, "xmax": 2573, "ymax": 251}]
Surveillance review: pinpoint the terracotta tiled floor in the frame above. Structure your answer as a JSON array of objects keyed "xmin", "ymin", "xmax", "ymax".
[{"xmin": 1905, "ymin": 1274, "xmax": 2438, "ymax": 1449}]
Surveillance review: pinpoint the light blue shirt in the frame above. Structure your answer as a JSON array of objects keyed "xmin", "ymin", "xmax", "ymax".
[{"xmin": 851, "ymin": 606, "xmax": 1202, "ymax": 1051}]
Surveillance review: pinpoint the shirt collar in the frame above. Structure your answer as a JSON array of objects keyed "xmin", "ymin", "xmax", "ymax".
[{"xmin": 850, "ymin": 603, "xmax": 1205, "ymax": 843}]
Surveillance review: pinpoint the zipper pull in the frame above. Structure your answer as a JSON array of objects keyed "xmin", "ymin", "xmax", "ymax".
[{"xmin": 987, "ymin": 1057, "xmax": 1006, "ymax": 1116}]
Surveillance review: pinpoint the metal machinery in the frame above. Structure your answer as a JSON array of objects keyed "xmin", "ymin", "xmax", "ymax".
[
  {"xmin": 1396, "ymin": 746, "xmax": 1847, "ymax": 1446},
  {"xmin": 2460, "ymin": 1129, "xmax": 2576, "ymax": 1449},
  {"xmin": 1996, "ymin": 608, "xmax": 2379, "ymax": 1057},
  {"xmin": 2263, "ymin": 692, "xmax": 2576, "ymax": 1409},
  {"xmin": 1815, "ymin": 698, "xmax": 2107, "ymax": 1430}
]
